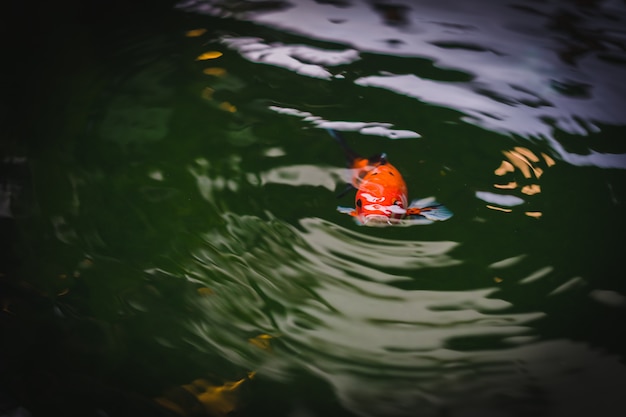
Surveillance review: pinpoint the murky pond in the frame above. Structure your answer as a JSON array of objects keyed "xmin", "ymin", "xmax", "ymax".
[{"xmin": 2, "ymin": 1, "xmax": 626, "ymax": 416}]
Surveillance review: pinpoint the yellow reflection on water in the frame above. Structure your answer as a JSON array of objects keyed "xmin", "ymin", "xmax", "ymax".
[
  {"xmin": 524, "ymin": 211, "xmax": 542, "ymax": 218},
  {"xmin": 201, "ymin": 87, "xmax": 214, "ymax": 100},
  {"xmin": 486, "ymin": 205, "xmax": 512, "ymax": 213},
  {"xmin": 196, "ymin": 51, "xmax": 223, "ymax": 60},
  {"xmin": 203, "ymin": 67, "xmax": 227, "ymax": 76},
  {"xmin": 197, "ymin": 287, "xmax": 214, "ymax": 296},
  {"xmin": 494, "ymin": 160, "xmax": 514, "ymax": 176},
  {"xmin": 521, "ymin": 184, "xmax": 541, "ymax": 195},
  {"xmin": 248, "ymin": 333, "xmax": 273, "ymax": 350},
  {"xmin": 218, "ymin": 102, "xmax": 237, "ymax": 113},
  {"xmin": 200, "ymin": 87, "xmax": 237, "ymax": 112},
  {"xmin": 155, "ymin": 373, "xmax": 253, "ymax": 417},
  {"xmin": 185, "ymin": 28, "xmax": 207, "ymax": 37},
  {"xmin": 494, "ymin": 181, "xmax": 517, "ymax": 190},
  {"xmin": 488, "ymin": 147, "xmax": 556, "ymax": 217}
]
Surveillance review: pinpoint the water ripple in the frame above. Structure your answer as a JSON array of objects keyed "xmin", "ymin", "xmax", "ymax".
[
  {"xmin": 180, "ymin": 0, "xmax": 626, "ymax": 168},
  {"xmin": 297, "ymin": 217, "xmax": 461, "ymax": 280},
  {"xmin": 179, "ymin": 213, "xmax": 547, "ymax": 415}
]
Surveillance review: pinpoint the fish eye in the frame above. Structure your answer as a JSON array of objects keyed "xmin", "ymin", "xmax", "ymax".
[
  {"xmin": 356, "ymin": 199, "xmax": 362, "ymax": 208},
  {"xmin": 393, "ymin": 199, "xmax": 400, "ymax": 205}
]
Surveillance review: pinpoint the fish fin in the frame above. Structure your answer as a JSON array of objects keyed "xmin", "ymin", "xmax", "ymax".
[
  {"xmin": 367, "ymin": 153, "xmax": 387, "ymax": 165},
  {"xmin": 336, "ymin": 183, "xmax": 356, "ymax": 199},
  {"xmin": 325, "ymin": 128, "xmax": 344, "ymax": 143},
  {"xmin": 326, "ymin": 129, "xmax": 360, "ymax": 164},
  {"xmin": 407, "ymin": 197, "xmax": 453, "ymax": 221},
  {"xmin": 337, "ymin": 206, "xmax": 357, "ymax": 216}
]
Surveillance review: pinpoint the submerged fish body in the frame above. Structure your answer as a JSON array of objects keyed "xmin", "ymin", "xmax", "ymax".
[{"xmin": 328, "ymin": 129, "xmax": 452, "ymax": 226}]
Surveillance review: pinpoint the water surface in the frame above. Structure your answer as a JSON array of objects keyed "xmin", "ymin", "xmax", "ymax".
[{"xmin": 2, "ymin": 1, "xmax": 626, "ymax": 416}]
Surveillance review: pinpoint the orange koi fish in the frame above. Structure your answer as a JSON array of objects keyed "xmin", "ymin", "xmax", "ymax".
[{"xmin": 328, "ymin": 129, "xmax": 452, "ymax": 227}]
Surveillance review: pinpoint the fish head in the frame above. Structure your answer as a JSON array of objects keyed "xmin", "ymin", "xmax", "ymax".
[
  {"xmin": 355, "ymin": 187, "xmax": 408, "ymax": 225},
  {"xmin": 360, "ymin": 214, "xmax": 402, "ymax": 227}
]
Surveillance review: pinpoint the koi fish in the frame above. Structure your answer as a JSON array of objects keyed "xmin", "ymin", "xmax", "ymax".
[{"xmin": 328, "ymin": 129, "xmax": 452, "ymax": 227}]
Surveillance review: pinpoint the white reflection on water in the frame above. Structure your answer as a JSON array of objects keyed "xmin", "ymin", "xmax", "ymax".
[
  {"xmin": 260, "ymin": 164, "xmax": 341, "ymax": 191},
  {"xmin": 221, "ymin": 36, "xmax": 359, "ymax": 79},
  {"xmin": 280, "ymin": 218, "xmax": 556, "ymax": 417},
  {"xmin": 589, "ymin": 289, "xmax": 626, "ymax": 308},
  {"xmin": 475, "ymin": 190, "xmax": 525, "ymax": 207},
  {"xmin": 180, "ymin": 214, "xmax": 557, "ymax": 415},
  {"xmin": 297, "ymin": 217, "xmax": 460, "ymax": 280},
  {"xmin": 356, "ymin": 73, "xmax": 626, "ymax": 169},
  {"xmin": 268, "ymin": 105, "xmax": 422, "ymax": 139},
  {"xmin": 315, "ymin": 339, "xmax": 626, "ymax": 417},
  {"xmin": 180, "ymin": 0, "xmax": 626, "ymax": 168},
  {"xmin": 172, "ymin": 2, "xmax": 626, "ymax": 413},
  {"xmin": 177, "ymin": 212, "xmax": 626, "ymax": 416},
  {"xmin": 518, "ymin": 266, "xmax": 554, "ymax": 285}
]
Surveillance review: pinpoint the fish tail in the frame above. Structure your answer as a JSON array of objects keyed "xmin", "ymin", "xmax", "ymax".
[{"xmin": 326, "ymin": 129, "xmax": 361, "ymax": 164}]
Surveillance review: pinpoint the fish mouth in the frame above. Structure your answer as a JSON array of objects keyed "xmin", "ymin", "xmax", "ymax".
[{"xmin": 361, "ymin": 215, "xmax": 402, "ymax": 227}]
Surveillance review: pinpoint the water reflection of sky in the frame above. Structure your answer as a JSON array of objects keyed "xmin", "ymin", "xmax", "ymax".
[
  {"xmin": 179, "ymin": 0, "xmax": 626, "ymax": 168},
  {"xmin": 180, "ymin": 214, "xmax": 626, "ymax": 417},
  {"xmin": 168, "ymin": 2, "xmax": 626, "ymax": 416}
]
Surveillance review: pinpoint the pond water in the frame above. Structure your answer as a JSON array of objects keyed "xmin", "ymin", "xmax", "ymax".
[{"xmin": 2, "ymin": 1, "xmax": 626, "ymax": 416}]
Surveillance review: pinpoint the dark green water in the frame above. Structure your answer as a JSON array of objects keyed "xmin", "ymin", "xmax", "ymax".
[{"xmin": 2, "ymin": 1, "xmax": 626, "ymax": 416}]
